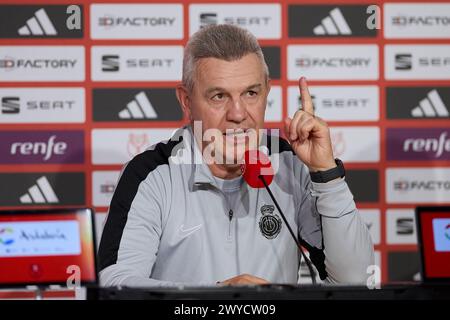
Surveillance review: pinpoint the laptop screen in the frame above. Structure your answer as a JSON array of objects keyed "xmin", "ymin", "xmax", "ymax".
[
  {"xmin": 416, "ymin": 206, "xmax": 450, "ymax": 282},
  {"xmin": 0, "ymin": 208, "xmax": 97, "ymax": 287}
]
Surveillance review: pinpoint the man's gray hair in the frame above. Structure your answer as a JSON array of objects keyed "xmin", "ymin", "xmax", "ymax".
[{"xmin": 182, "ymin": 24, "xmax": 269, "ymax": 92}]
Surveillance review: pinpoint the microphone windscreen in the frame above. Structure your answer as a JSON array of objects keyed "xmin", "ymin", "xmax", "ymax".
[{"xmin": 241, "ymin": 150, "xmax": 274, "ymax": 188}]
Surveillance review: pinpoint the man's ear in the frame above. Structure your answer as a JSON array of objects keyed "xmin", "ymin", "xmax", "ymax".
[{"xmin": 176, "ymin": 84, "xmax": 192, "ymax": 121}]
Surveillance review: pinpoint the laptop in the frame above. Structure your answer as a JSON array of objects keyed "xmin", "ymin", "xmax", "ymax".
[
  {"xmin": 416, "ymin": 206, "xmax": 450, "ymax": 283},
  {"xmin": 0, "ymin": 208, "xmax": 98, "ymax": 288}
]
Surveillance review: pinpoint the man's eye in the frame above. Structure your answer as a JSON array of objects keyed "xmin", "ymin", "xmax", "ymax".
[
  {"xmin": 247, "ymin": 90, "xmax": 258, "ymax": 97},
  {"xmin": 212, "ymin": 93, "xmax": 224, "ymax": 101}
]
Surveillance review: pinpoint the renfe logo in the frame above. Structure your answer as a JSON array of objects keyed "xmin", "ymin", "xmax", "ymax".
[
  {"xmin": 12, "ymin": 135, "xmax": 65, "ymax": 161},
  {"xmin": 0, "ymin": 131, "xmax": 84, "ymax": 164},
  {"xmin": 387, "ymin": 128, "xmax": 450, "ymax": 160},
  {"xmin": 0, "ymin": 221, "xmax": 81, "ymax": 257},
  {"xmin": 433, "ymin": 218, "xmax": 450, "ymax": 252}
]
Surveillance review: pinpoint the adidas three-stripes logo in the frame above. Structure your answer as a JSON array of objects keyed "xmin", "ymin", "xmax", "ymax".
[
  {"xmin": 17, "ymin": 8, "xmax": 57, "ymax": 36},
  {"xmin": 411, "ymin": 90, "xmax": 450, "ymax": 118},
  {"xmin": 313, "ymin": 8, "xmax": 351, "ymax": 35},
  {"xmin": 20, "ymin": 176, "xmax": 59, "ymax": 204},
  {"xmin": 119, "ymin": 91, "xmax": 158, "ymax": 119}
]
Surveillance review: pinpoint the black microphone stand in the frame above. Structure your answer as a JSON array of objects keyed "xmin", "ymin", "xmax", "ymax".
[{"xmin": 258, "ymin": 175, "xmax": 317, "ymax": 285}]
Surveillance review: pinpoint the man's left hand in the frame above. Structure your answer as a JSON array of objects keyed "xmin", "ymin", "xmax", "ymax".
[{"xmin": 284, "ymin": 77, "xmax": 336, "ymax": 172}]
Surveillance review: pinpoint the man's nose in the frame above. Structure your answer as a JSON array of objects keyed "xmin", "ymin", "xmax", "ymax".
[{"xmin": 226, "ymin": 98, "xmax": 247, "ymax": 123}]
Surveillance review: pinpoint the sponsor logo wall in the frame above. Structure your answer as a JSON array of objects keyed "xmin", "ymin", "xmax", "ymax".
[{"xmin": 1, "ymin": 0, "xmax": 450, "ymax": 284}]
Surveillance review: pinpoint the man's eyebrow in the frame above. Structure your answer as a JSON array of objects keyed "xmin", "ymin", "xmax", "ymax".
[
  {"xmin": 204, "ymin": 84, "xmax": 263, "ymax": 96},
  {"xmin": 206, "ymin": 84, "xmax": 262, "ymax": 93},
  {"xmin": 205, "ymin": 87, "xmax": 225, "ymax": 95},
  {"xmin": 245, "ymin": 84, "xmax": 263, "ymax": 91}
]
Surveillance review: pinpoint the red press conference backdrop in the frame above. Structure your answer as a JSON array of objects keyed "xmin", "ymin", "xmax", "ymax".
[{"xmin": 1, "ymin": 0, "xmax": 450, "ymax": 285}]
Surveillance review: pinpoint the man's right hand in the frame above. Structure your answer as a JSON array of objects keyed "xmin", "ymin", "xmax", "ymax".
[{"xmin": 217, "ymin": 274, "xmax": 269, "ymax": 286}]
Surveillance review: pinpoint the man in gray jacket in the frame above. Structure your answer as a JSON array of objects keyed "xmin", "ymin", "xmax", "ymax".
[{"xmin": 98, "ymin": 24, "xmax": 374, "ymax": 287}]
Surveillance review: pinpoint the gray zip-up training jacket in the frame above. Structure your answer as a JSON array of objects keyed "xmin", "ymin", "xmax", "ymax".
[{"xmin": 98, "ymin": 126, "xmax": 374, "ymax": 287}]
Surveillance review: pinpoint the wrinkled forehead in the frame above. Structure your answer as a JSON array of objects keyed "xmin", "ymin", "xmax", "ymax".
[{"xmin": 193, "ymin": 54, "xmax": 268, "ymax": 92}]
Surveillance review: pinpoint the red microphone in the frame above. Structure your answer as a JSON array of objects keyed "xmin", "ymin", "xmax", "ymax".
[
  {"xmin": 240, "ymin": 150, "xmax": 274, "ymax": 188},
  {"xmin": 241, "ymin": 149, "xmax": 317, "ymax": 285}
]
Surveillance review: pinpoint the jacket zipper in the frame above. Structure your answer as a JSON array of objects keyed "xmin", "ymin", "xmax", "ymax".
[{"xmin": 227, "ymin": 209, "xmax": 234, "ymax": 241}]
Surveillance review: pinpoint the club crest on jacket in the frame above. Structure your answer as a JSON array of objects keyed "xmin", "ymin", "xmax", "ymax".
[{"xmin": 259, "ymin": 204, "xmax": 282, "ymax": 239}]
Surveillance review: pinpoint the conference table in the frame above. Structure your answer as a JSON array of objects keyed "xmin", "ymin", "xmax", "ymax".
[{"xmin": 87, "ymin": 283, "xmax": 450, "ymax": 300}]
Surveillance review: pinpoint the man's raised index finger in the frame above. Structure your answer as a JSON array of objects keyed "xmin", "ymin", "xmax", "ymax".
[{"xmin": 299, "ymin": 77, "xmax": 314, "ymax": 115}]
